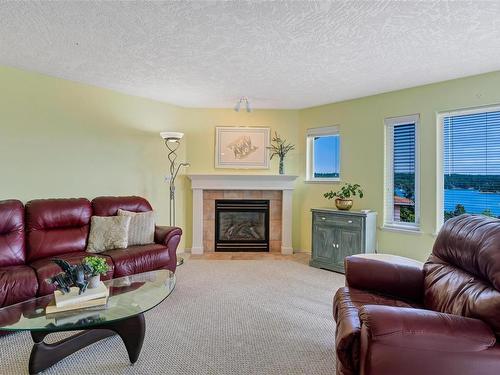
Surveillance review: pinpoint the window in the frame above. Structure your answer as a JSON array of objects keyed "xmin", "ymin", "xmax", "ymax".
[
  {"xmin": 438, "ymin": 106, "xmax": 500, "ymax": 225},
  {"xmin": 306, "ymin": 126, "xmax": 340, "ymax": 181},
  {"xmin": 384, "ymin": 115, "xmax": 420, "ymax": 230}
]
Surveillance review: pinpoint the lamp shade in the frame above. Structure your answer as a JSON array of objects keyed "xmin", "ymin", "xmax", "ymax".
[{"xmin": 160, "ymin": 132, "xmax": 184, "ymax": 141}]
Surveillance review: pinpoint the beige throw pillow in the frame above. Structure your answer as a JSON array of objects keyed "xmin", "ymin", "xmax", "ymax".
[
  {"xmin": 86, "ymin": 216, "xmax": 131, "ymax": 253},
  {"xmin": 117, "ymin": 209, "xmax": 155, "ymax": 246}
]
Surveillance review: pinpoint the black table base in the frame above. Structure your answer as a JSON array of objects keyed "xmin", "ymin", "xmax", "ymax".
[{"xmin": 28, "ymin": 313, "xmax": 145, "ymax": 374}]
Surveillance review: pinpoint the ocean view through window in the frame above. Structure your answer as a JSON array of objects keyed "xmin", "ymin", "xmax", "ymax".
[
  {"xmin": 384, "ymin": 115, "xmax": 420, "ymax": 229},
  {"xmin": 306, "ymin": 126, "xmax": 340, "ymax": 181},
  {"xmin": 442, "ymin": 108, "xmax": 500, "ymax": 220}
]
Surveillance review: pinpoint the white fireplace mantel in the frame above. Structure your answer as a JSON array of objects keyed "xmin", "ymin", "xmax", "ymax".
[{"xmin": 187, "ymin": 174, "xmax": 298, "ymax": 255}]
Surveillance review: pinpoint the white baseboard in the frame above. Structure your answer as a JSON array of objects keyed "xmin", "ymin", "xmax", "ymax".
[{"xmin": 181, "ymin": 248, "xmax": 307, "ymax": 255}]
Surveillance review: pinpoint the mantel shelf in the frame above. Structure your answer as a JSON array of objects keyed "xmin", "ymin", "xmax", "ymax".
[{"xmin": 187, "ymin": 174, "xmax": 298, "ymax": 191}]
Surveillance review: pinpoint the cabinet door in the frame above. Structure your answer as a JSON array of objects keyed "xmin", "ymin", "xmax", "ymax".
[
  {"xmin": 334, "ymin": 228, "xmax": 362, "ymax": 268},
  {"xmin": 312, "ymin": 223, "xmax": 336, "ymax": 263}
]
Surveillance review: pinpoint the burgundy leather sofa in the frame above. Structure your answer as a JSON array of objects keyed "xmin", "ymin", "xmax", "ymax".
[
  {"xmin": 333, "ymin": 214, "xmax": 500, "ymax": 375},
  {"xmin": 0, "ymin": 196, "xmax": 181, "ymax": 308}
]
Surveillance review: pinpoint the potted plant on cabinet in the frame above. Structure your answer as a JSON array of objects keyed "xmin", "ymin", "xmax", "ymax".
[
  {"xmin": 324, "ymin": 183, "xmax": 364, "ymax": 211},
  {"xmin": 83, "ymin": 256, "xmax": 109, "ymax": 289}
]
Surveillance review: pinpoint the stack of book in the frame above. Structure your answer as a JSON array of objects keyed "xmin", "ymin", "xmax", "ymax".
[{"xmin": 46, "ymin": 282, "xmax": 109, "ymax": 314}]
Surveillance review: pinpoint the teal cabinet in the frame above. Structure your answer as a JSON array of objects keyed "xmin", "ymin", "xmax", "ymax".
[
  {"xmin": 310, "ymin": 209, "xmax": 377, "ymax": 273},
  {"xmin": 312, "ymin": 221, "xmax": 337, "ymax": 264}
]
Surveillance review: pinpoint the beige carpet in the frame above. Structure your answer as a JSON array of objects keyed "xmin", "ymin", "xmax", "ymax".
[{"xmin": 0, "ymin": 259, "xmax": 344, "ymax": 375}]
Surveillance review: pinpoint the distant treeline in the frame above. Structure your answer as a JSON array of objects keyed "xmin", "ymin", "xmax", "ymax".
[
  {"xmin": 394, "ymin": 173, "xmax": 415, "ymax": 200},
  {"xmin": 444, "ymin": 204, "xmax": 499, "ymax": 220},
  {"xmin": 395, "ymin": 173, "xmax": 500, "ymax": 195},
  {"xmin": 314, "ymin": 172, "xmax": 340, "ymax": 178},
  {"xmin": 444, "ymin": 174, "xmax": 500, "ymax": 193}
]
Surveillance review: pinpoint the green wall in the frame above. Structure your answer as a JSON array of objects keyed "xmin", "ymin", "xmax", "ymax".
[
  {"xmin": 179, "ymin": 108, "xmax": 302, "ymax": 249},
  {"xmin": 297, "ymin": 71, "xmax": 500, "ymax": 261},
  {"xmin": 0, "ymin": 66, "xmax": 301, "ymax": 251},
  {"xmin": 2, "ymin": 65, "xmax": 500, "ymax": 260}
]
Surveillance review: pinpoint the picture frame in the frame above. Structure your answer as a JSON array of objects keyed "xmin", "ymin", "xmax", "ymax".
[{"xmin": 215, "ymin": 127, "xmax": 270, "ymax": 169}]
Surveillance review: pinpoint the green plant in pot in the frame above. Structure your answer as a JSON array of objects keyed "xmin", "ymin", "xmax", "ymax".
[
  {"xmin": 324, "ymin": 183, "xmax": 364, "ymax": 211},
  {"xmin": 83, "ymin": 256, "xmax": 109, "ymax": 289}
]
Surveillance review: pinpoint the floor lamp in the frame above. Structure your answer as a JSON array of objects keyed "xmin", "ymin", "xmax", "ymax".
[{"xmin": 160, "ymin": 131, "xmax": 189, "ymax": 266}]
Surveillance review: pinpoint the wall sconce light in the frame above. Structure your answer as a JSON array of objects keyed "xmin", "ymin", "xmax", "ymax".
[{"xmin": 234, "ymin": 96, "xmax": 252, "ymax": 112}]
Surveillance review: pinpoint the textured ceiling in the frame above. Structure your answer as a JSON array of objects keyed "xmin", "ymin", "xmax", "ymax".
[{"xmin": 1, "ymin": 1, "xmax": 500, "ymax": 109}]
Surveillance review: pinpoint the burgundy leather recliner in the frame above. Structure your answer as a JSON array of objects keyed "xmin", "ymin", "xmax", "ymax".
[
  {"xmin": 333, "ymin": 214, "xmax": 500, "ymax": 375},
  {"xmin": 0, "ymin": 196, "xmax": 182, "ymax": 308}
]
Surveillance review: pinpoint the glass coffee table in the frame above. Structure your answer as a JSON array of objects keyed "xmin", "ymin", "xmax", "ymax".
[{"xmin": 0, "ymin": 269, "xmax": 175, "ymax": 374}]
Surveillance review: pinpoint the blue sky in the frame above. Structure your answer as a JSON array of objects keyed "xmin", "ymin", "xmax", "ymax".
[
  {"xmin": 314, "ymin": 135, "xmax": 340, "ymax": 174},
  {"xmin": 393, "ymin": 111, "xmax": 500, "ymax": 176},
  {"xmin": 444, "ymin": 110, "xmax": 500, "ymax": 175},
  {"xmin": 313, "ymin": 110, "xmax": 500, "ymax": 177}
]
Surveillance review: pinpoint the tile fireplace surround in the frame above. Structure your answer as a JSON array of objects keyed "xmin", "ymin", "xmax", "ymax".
[{"xmin": 187, "ymin": 174, "xmax": 298, "ymax": 255}]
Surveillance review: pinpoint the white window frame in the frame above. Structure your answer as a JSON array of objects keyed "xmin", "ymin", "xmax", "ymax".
[
  {"xmin": 305, "ymin": 125, "xmax": 340, "ymax": 183},
  {"xmin": 384, "ymin": 114, "xmax": 420, "ymax": 232},
  {"xmin": 436, "ymin": 104, "xmax": 500, "ymax": 232}
]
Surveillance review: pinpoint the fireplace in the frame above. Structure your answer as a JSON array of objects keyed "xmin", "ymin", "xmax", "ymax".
[
  {"xmin": 188, "ymin": 175, "xmax": 298, "ymax": 255},
  {"xmin": 215, "ymin": 199, "xmax": 270, "ymax": 252}
]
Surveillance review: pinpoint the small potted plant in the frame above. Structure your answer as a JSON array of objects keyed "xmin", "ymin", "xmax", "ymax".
[
  {"xmin": 267, "ymin": 131, "xmax": 295, "ymax": 175},
  {"xmin": 83, "ymin": 256, "xmax": 109, "ymax": 289},
  {"xmin": 324, "ymin": 183, "xmax": 364, "ymax": 211}
]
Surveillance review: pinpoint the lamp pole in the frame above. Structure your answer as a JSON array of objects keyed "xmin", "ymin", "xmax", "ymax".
[
  {"xmin": 165, "ymin": 138, "xmax": 189, "ymax": 226},
  {"xmin": 161, "ymin": 132, "xmax": 189, "ymax": 266}
]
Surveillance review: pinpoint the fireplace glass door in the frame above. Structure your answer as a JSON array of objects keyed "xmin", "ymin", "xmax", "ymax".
[{"xmin": 215, "ymin": 200, "xmax": 269, "ymax": 251}]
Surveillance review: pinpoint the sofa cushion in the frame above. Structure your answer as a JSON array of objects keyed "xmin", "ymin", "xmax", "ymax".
[
  {"xmin": 26, "ymin": 198, "xmax": 92, "ymax": 262},
  {"xmin": 86, "ymin": 215, "xmax": 131, "ymax": 253},
  {"xmin": 103, "ymin": 244, "xmax": 170, "ymax": 278},
  {"xmin": 92, "ymin": 196, "xmax": 152, "ymax": 217},
  {"xmin": 0, "ymin": 200, "xmax": 25, "ymax": 267},
  {"xmin": 0, "ymin": 265, "xmax": 38, "ymax": 306},
  {"xmin": 117, "ymin": 209, "xmax": 155, "ymax": 246},
  {"xmin": 30, "ymin": 252, "xmax": 114, "ymax": 296},
  {"xmin": 333, "ymin": 287, "xmax": 421, "ymax": 375}
]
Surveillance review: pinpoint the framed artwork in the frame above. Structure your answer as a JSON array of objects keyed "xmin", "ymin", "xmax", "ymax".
[{"xmin": 215, "ymin": 127, "xmax": 270, "ymax": 169}]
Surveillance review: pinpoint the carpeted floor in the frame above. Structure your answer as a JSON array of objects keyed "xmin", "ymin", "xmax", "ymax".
[{"xmin": 0, "ymin": 259, "xmax": 344, "ymax": 375}]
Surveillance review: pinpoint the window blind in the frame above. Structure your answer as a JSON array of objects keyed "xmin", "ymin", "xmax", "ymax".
[
  {"xmin": 307, "ymin": 125, "xmax": 339, "ymax": 137},
  {"xmin": 385, "ymin": 115, "xmax": 419, "ymax": 227},
  {"xmin": 443, "ymin": 109, "xmax": 500, "ymax": 219}
]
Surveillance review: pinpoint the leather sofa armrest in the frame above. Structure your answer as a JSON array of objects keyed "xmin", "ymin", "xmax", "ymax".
[
  {"xmin": 155, "ymin": 226, "xmax": 182, "ymax": 245},
  {"xmin": 154, "ymin": 226, "xmax": 182, "ymax": 272},
  {"xmin": 345, "ymin": 254, "xmax": 424, "ymax": 303},
  {"xmin": 359, "ymin": 305, "xmax": 496, "ymax": 353}
]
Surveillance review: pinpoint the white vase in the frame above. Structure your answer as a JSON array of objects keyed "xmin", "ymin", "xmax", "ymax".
[{"xmin": 88, "ymin": 275, "xmax": 100, "ymax": 289}]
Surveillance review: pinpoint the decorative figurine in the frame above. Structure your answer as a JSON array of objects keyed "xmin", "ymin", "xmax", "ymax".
[{"xmin": 45, "ymin": 259, "xmax": 93, "ymax": 295}]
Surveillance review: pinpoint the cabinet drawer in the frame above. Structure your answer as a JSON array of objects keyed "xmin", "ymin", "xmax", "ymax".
[{"xmin": 313, "ymin": 212, "xmax": 362, "ymax": 229}]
